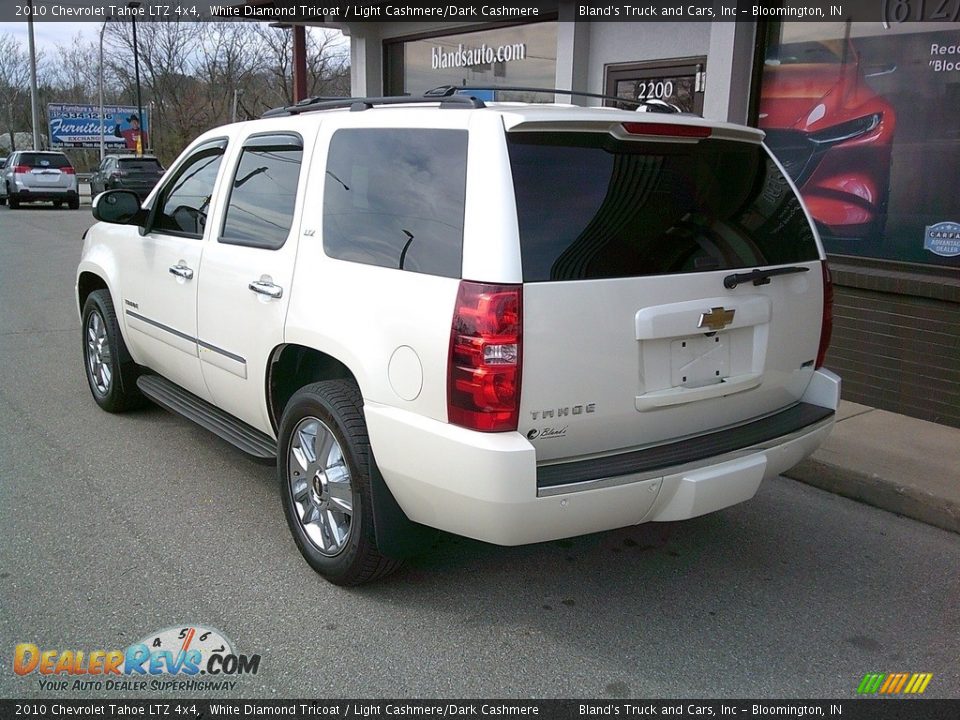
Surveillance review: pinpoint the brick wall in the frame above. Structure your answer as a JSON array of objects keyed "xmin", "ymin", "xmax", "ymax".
[{"xmin": 825, "ymin": 261, "xmax": 960, "ymax": 428}]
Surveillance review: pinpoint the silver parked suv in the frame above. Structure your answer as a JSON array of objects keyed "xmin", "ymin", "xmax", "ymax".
[
  {"xmin": 77, "ymin": 89, "xmax": 840, "ymax": 585},
  {"xmin": 1, "ymin": 150, "xmax": 80, "ymax": 209}
]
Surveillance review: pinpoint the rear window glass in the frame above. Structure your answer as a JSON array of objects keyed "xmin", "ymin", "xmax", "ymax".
[
  {"xmin": 19, "ymin": 153, "xmax": 71, "ymax": 168},
  {"xmin": 323, "ymin": 128, "xmax": 467, "ymax": 278},
  {"xmin": 118, "ymin": 158, "xmax": 162, "ymax": 171},
  {"xmin": 507, "ymin": 133, "xmax": 819, "ymax": 282}
]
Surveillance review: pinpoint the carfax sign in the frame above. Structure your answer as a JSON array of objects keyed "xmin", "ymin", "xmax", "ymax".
[{"xmin": 47, "ymin": 103, "xmax": 150, "ymax": 150}]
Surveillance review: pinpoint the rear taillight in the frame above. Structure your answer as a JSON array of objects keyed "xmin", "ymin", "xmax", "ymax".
[
  {"xmin": 13, "ymin": 165, "xmax": 29, "ymax": 174},
  {"xmin": 816, "ymin": 260, "xmax": 833, "ymax": 369},
  {"xmin": 62, "ymin": 166, "xmax": 75, "ymax": 175},
  {"xmin": 622, "ymin": 122, "xmax": 712, "ymax": 139},
  {"xmin": 448, "ymin": 281, "xmax": 522, "ymax": 432}
]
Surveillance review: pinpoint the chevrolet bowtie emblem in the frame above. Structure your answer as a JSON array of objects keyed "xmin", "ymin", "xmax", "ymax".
[{"xmin": 698, "ymin": 307, "xmax": 736, "ymax": 331}]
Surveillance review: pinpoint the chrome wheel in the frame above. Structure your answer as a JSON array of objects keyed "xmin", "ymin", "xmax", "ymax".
[
  {"xmin": 288, "ymin": 416, "xmax": 354, "ymax": 556},
  {"xmin": 85, "ymin": 310, "xmax": 113, "ymax": 395}
]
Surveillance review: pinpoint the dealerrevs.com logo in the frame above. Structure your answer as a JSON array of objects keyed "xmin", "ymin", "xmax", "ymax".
[{"xmin": 13, "ymin": 625, "xmax": 261, "ymax": 692}]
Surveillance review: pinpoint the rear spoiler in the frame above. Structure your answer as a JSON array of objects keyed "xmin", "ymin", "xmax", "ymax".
[{"xmin": 505, "ymin": 119, "xmax": 765, "ymax": 145}]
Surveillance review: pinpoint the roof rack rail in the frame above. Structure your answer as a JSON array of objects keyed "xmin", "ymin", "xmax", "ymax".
[
  {"xmin": 261, "ymin": 93, "xmax": 485, "ymax": 118},
  {"xmin": 425, "ymin": 85, "xmax": 689, "ymax": 113}
]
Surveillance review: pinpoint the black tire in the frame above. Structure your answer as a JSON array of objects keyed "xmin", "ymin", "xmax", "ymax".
[
  {"xmin": 278, "ymin": 380, "xmax": 403, "ymax": 586},
  {"xmin": 81, "ymin": 289, "xmax": 145, "ymax": 412},
  {"xmin": 0, "ymin": 195, "xmax": 6, "ymax": 206},
  {"xmin": 68, "ymin": 197, "xmax": 80, "ymax": 210},
  {"xmin": 8, "ymin": 193, "xmax": 19, "ymax": 209}
]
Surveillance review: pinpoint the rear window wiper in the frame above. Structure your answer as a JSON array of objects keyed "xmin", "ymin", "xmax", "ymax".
[{"xmin": 723, "ymin": 265, "xmax": 809, "ymax": 289}]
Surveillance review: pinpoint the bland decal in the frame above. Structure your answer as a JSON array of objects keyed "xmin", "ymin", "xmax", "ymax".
[
  {"xmin": 527, "ymin": 427, "xmax": 567, "ymax": 441},
  {"xmin": 527, "ymin": 403, "xmax": 596, "ymax": 440},
  {"xmin": 923, "ymin": 221, "xmax": 960, "ymax": 257}
]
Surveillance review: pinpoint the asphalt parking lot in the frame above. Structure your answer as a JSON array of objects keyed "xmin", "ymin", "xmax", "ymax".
[{"xmin": 1, "ymin": 204, "xmax": 958, "ymax": 700}]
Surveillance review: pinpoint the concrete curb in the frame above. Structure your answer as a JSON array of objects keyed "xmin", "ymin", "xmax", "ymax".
[{"xmin": 784, "ymin": 458, "xmax": 960, "ymax": 535}]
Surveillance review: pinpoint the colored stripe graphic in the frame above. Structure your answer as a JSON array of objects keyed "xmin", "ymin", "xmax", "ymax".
[
  {"xmin": 857, "ymin": 673, "xmax": 885, "ymax": 694},
  {"xmin": 858, "ymin": 673, "xmax": 932, "ymax": 694},
  {"xmin": 910, "ymin": 673, "xmax": 933, "ymax": 694}
]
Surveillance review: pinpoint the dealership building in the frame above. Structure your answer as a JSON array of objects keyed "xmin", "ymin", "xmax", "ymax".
[{"xmin": 295, "ymin": 6, "xmax": 960, "ymax": 427}]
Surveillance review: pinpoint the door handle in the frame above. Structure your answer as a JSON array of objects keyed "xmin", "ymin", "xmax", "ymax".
[
  {"xmin": 248, "ymin": 279, "xmax": 283, "ymax": 299},
  {"xmin": 168, "ymin": 263, "xmax": 194, "ymax": 280}
]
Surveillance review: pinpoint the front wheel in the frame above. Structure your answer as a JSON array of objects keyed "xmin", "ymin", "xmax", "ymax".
[
  {"xmin": 278, "ymin": 380, "xmax": 402, "ymax": 586},
  {"xmin": 81, "ymin": 289, "xmax": 145, "ymax": 412}
]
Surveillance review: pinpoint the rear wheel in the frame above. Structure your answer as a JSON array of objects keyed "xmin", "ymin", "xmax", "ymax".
[
  {"xmin": 68, "ymin": 197, "xmax": 80, "ymax": 210},
  {"xmin": 81, "ymin": 289, "xmax": 145, "ymax": 412},
  {"xmin": 8, "ymin": 191, "xmax": 19, "ymax": 209},
  {"xmin": 278, "ymin": 380, "xmax": 402, "ymax": 586}
]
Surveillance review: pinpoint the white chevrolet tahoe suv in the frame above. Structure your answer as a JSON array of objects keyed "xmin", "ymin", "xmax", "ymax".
[{"xmin": 77, "ymin": 91, "xmax": 840, "ymax": 585}]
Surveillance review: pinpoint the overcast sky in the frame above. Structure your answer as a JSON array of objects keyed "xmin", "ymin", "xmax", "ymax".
[{"xmin": 0, "ymin": 21, "xmax": 100, "ymax": 54}]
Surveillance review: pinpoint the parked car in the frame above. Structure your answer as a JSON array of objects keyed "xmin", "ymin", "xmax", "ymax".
[
  {"xmin": 76, "ymin": 91, "xmax": 839, "ymax": 585},
  {"xmin": 1, "ymin": 150, "xmax": 79, "ymax": 209},
  {"xmin": 90, "ymin": 154, "xmax": 165, "ymax": 199},
  {"xmin": 759, "ymin": 39, "xmax": 896, "ymax": 248}
]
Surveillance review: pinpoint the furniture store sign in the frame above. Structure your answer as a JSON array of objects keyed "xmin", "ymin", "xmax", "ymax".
[
  {"xmin": 48, "ymin": 104, "xmax": 150, "ymax": 149},
  {"xmin": 431, "ymin": 41, "xmax": 526, "ymax": 69}
]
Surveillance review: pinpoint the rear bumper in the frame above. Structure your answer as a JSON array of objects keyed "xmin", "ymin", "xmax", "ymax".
[
  {"xmin": 366, "ymin": 369, "xmax": 840, "ymax": 546},
  {"xmin": 12, "ymin": 188, "xmax": 78, "ymax": 202}
]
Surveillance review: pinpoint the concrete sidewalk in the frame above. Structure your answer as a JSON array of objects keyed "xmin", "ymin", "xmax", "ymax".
[{"xmin": 784, "ymin": 400, "xmax": 960, "ymax": 534}]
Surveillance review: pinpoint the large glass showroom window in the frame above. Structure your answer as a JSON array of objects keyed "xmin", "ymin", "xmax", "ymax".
[
  {"xmin": 385, "ymin": 22, "xmax": 559, "ymax": 102},
  {"xmin": 758, "ymin": 21, "xmax": 960, "ymax": 267}
]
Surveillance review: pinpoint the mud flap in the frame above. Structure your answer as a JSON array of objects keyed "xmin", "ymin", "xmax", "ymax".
[{"xmin": 369, "ymin": 455, "xmax": 436, "ymax": 559}]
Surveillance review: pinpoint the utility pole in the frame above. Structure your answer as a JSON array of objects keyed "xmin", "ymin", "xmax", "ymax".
[
  {"xmin": 98, "ymin": 18, "xmax": 111, "ymax": 163},
  {"xmin": 232, "ymin": 88, "xmax": 243, "ymax": 123},
  {"xmin": 26, "ymin": 0, "xmax": 41, "ymax": 149},
  {"xmin": 128, "ymin": 2, "xmax": 144, "ymax": 156}
]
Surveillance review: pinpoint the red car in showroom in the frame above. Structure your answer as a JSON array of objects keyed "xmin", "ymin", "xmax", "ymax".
[{"xmin": 759, "ymin": 40, "xmax": 896, "ymax": 251}]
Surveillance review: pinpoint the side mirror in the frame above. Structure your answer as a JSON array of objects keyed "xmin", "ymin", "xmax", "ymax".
[{"xmin": 92, "ymin": 189, "xmax": 145, "ymax": 225}]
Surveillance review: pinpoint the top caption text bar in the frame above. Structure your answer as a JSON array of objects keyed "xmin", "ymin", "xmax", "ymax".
[{"xmin": 3, "ymin": 1, "xmax": 960, "ymax": 23}]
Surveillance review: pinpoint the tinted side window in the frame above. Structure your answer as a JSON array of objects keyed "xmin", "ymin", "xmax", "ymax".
[
  {"xmin": 221, "ymin": 138, "xmax": 302, "ymax": 250},
  {"xmin": 153, "ymin": 144, "xmax": 225, "ymax": 237},
  {"xmin": 507, "ymin": 133, "xmax": 819, "ymax": 282},
  {"xmin": 323, "ymin": 128, "xmax": 467, "ymax": 278}
]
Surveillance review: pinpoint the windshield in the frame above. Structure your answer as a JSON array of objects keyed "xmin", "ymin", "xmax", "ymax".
[{"xmin": 766, "ymin": 41, "xmax": 846, "ymax": 65}]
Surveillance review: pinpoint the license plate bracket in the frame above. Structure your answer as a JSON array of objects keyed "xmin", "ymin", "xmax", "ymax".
[{"xmin": 670, "ymin": 333, "xmax": 730, "ymax": 388}]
